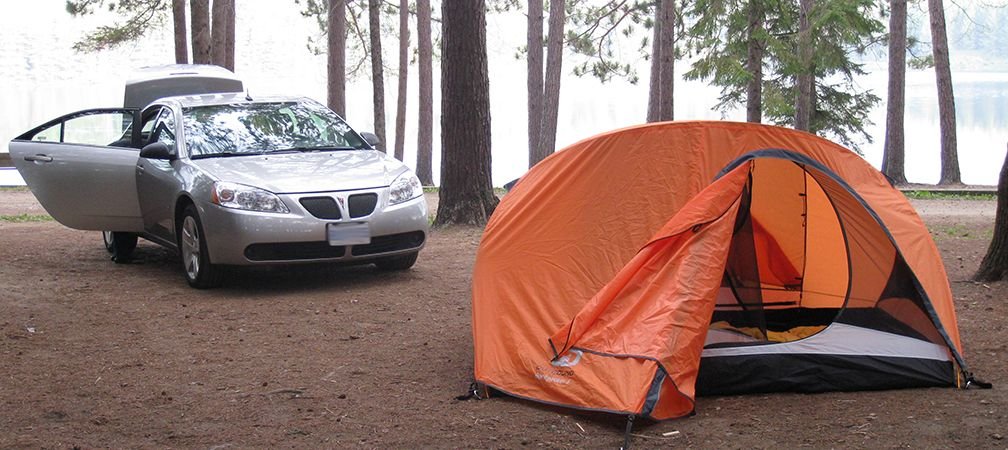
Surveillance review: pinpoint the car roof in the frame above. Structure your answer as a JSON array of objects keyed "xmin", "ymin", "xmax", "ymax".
[
  {"xmin": 151, "ymin": 93, "xmax": 314, "ymax": 109},
  {"xmin": 125, "ymin": 64, "xmax": 242, "ymax": 84},
  {"xmin": 124, "ymin": 64, "xmax": 244, "ymax": 109}
]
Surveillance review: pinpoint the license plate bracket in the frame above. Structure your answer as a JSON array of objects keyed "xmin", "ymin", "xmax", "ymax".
[{"xmin": 327, "ymin": 222, "xmax": 371, "ymax": 246}]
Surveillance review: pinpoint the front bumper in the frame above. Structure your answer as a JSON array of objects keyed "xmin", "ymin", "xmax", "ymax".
[{"xmin": 198, "ymin": 187, "xmax": 428, "ymax": 265}]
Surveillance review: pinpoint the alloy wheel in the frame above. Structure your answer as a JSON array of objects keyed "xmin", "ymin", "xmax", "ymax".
[
  {"xmin": 181, "ymin": 215, "xmax": 201, "ymax": 280},
  {"xmin": 102, "ymin": 231, "xmax": 114, "ymax": 252}
]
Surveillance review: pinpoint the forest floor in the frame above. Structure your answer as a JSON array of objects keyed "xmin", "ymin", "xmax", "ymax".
[{"xmin": 0, "ymin": 189, "xmax": 1005, "ymax": 448}]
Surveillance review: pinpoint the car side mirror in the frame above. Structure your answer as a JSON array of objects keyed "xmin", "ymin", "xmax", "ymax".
[
  {"xmin": 360, "ymin": 132, "xmax": 381, "ymax": 148},
  {"xmin": 140, "ymin": 142, "xmax": 177, "ymax": 160}
]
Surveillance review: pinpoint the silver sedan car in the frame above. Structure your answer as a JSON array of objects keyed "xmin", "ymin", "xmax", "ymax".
[{"xmin": 10, "ymin": 94, "xmax": 429, "ymax": 288}]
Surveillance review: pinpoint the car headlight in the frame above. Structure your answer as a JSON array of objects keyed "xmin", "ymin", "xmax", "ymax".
[
  {"xmin": 389, "ymin": 172, "xmax": 423, "ymax": 205},
  {"xmin": 211, "ymin": 181, "xmax": 290, "ymax": 213}
]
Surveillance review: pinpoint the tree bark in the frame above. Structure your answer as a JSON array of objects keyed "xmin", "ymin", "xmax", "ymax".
[
  {"xmin": 794, "ymin": 0, "xmax": 814, "ymax": 131},
  {"xmin": 393, "ymin": 0, "xmax": 409, "ymax": 161},
  {"xmin": 327, "ymin": 0, "xmax": 347, "ymax": 117},
  {"xmin": 435, "ymin": 0, "xmax": 498, "ymax": 226},
  {"xmin": 883, "ymin": 0, "xmax": 908, "ymax": 185},
  {"xmin": 527, "ymin": 0, "xmax": 545, "ymax": 167},
  {"xmin": 929, "ymin": 0, "xmax": 961, "ymax": 185},
  {"xmin": 172, "ymin": 0, "xmax": 188, "ymax": 64},
  {"xmin": 539, "ymin": 0, "xmax": 565, "ymax": 160},
  {"xmin": 657, "ymin": 0, "xmax": 675, "ymax": 121},
  {"xmin": 974, "ymin": 144, "xmax": 1008, "ymax": 281},
  {"xmin": 415, "ymin": 0, "xmax": 434, "ymax": 185},
  {"xmin": 191, "ymin": 0, "xmax": 211, "ymax": 64},
  {"xmin": 368, "ymin": 0, "xmax": 387, "ymax": 152},
  {"xmin": 212, "ymin": 0, "xmax": 225, "ymax": 64},
  {"xmin": 224, "ymin": 0, "xmax": 234, "ymax": 70},
  {"xmin": 210, "ymin": 0, "xmax": 234, "ymax": 70},
  {"xmin": 646, "ymin": 7, "xmax": 661, "ymax": 123},
  {"xmin": 745, "ymin": 0, "xmax": 764, "ymax": 123}
]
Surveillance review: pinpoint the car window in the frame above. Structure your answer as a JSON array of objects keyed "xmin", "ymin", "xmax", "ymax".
[
  {"xmin": 31, "ymin": 123, "xmax": 61, "ymax": 143},
  {"xmin": 122, "ymin": 108, "xmax": 163, "ymax": 147},
  {"xmin": 60, "ymin": 112, "xmax": 134, "ymax": 147},
  {"xmin": 183, "ymin": 100, "xmax": 369, "ymax": 158},
  {"xmin": 152, "ymin": 107, "xmax": 177, "ymax": 148}
]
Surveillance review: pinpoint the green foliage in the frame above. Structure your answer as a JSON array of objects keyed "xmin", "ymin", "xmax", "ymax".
[
  {"xmin": 903, "ymin": 190, "xmax": 996, "ymax": 201},
  {"xmin": 503, "ymin": 0, "xmax": 657, "ymax": 84},
  {"xmin": 295, "ymin": 0, "xmax": 369, "ymax": 77},
  {"xmin": 295, "ymin": 0, "xmax": 436, "ymax": 79},
  {"xmin": 684, "ymin": 0, "xmax": 884, "ymax": 152},
  {"xmin": 566, "ymin": 0, "xmax": 653, "ymax": 84},
  {"xmin": 684, "ymin": 0, "xmax": 796, "ymax": 113},
  {"xmin": 65, "ymin": 0, "xmax": 168, "ymax": 52},
  {"xmin": 0, "ymin": 214, "xmax": 53, "ymax": 223}
]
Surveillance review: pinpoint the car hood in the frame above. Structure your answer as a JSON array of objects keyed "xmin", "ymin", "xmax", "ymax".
[{"xmin": 190, "ymin": 150, "xmax": 408, "ymax": 194}]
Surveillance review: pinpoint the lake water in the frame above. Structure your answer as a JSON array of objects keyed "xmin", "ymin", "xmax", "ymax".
[{"xmin": 2, "ymin": 2, "xmax": 1006, "ymax": 186}]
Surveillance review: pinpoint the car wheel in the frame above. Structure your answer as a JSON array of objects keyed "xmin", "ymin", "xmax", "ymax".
[
  {"xmin": 107, "ymin": 232, "xmax": 137, "ymax": 264},
  {"xmin": 179, "ymin": 205, "xmax": 224, "ymax": 289},
  {"xmin": 102, "ymin": 231, "xmax": 115, "ymax": 253},
  {"xmin": 374, "ymin": 252, "xmax": 419, "ymax": 271}
]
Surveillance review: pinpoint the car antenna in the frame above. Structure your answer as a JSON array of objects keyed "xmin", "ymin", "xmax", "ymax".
[{"xmin": 245, "ymin": 91, "xmax": 253, "ymax": 101}]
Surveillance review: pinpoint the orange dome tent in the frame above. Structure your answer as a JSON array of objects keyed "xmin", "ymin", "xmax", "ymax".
[{"xmin": 471, "ymin": 121, "xmax": 979, "ymax": 420}]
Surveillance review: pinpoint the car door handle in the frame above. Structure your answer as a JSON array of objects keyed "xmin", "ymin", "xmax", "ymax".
[{"xmin": 24, "ymin": 154, "xmax": 53, "ymax": 163}]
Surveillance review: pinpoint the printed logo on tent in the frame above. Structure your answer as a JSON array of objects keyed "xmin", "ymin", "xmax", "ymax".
[{"xmin": 551, "ymin": 349, "xmax": 583, "ymax": 367}]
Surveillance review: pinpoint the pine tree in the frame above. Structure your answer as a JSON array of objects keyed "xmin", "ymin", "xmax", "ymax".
[
  {"xmin": 436, "ymin": 0, "xmax": 498, "ymax": 226},
  {"xmin": 882, "ymin": 0, "xmax": 908, "ymax": 185},
  {"xmin": 368, "ymin": 0, "xmax": 387, "ymax": 152},
  {"xmin": 928, "ymin": 0, "xmax": 961, "ymax": 185},
  {"xmin": 327, "ymin": 0, "xmax": 347, "ymax": 117},
  {"xmin": 415, "ymin": 0, "xmax": 434, "ymax": 185},
  {"xmin": 685, "ymin": 0, "xmax": 883, "ymax": 151}
]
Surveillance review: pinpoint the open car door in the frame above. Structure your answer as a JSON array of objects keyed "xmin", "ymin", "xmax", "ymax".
[{"xmin": 9, "ymin": 108, "xmax": 144, "ymax": 232}]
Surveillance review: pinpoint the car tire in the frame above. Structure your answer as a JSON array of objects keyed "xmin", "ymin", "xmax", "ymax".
[
  {"xmin": 374, "ymin": 252, "xmax": 419, "ymax": 271},
  {"xmin": 107, "ymin": 232, "xmax": 137, "ymax": 264},
  {"xmin": 178, "ymin": 204, "xmax": 224, "ymax": 289},
  {"xmin": 102, "ymin": 231, "xmax": 115, "ymax": 253}
]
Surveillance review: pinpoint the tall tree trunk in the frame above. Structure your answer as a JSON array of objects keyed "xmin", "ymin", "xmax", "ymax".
[
  {"xmin": 974, "ymin": 144, "xmax": 1008, "ymax": 281},
  {"xmin": 646, "ymin": 8, "xmax": 661, "ymax": 123},
  {"xmin": 415, "ymin": 0, "xmax": 434, "ymax": 185},
  {"xmin": 327, "ymin": 0, "xmax": 347, "ymax": 116},
  {"xmin": 794, "ymin": 0, "xmax": 814, "ymax": 131},
  {"xmin": 224, "ymin": 0, "xmax": 234, "ymax": 70},
  {"xmin": 929, "ymin": 0, "xmax": 961, "ymax": 185},
  {"xmin": 656, "ymin": 0, "xmax": 675, "ymax": 121},
  {"xmin": 883, "ymin": 0, "xmax": 908, "ymax": 185},
  {"xmin": 212, "ymin": 0, "xmax": 225, "ymax": 64},
  {"xmin": 211, "ymin": 0, "xmax": 234, "ymax": 70},
  {"xmin": 745, "ymin": 0, "xmax": 764, "ymax": 123},
  {"xmin": 172, "ymin": 0, "xmax": 188, "ymax": 64},
  {"xmin": 435, "ymin": 0, "xmax": 498, "ymax": 226},
  {"xmin": 368, "ymin": 0, "xmax": 387, "ymax": 152},
  {"xmin": 393, "ymin": 0, "xmax": 409, "ymax": 161},
  {"xmin": 527, "ymin": 0, "xmax": 545, "ymax": 167},
  {"xmin": 191, "ymin": 0, "xmax": 211, "ymax": 64},
  {"xmin": 539, "ymin": 0, "xmax": 565, "ymax": 159}
]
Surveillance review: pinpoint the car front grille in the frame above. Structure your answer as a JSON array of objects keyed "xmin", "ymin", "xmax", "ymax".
[
  {"xmin": 243, "ymin": 231, "xmax": 425, "ymax": 262},
  {"xmin": 300, "ymin": 197, "xmax": 342, "ymax": 220},
  {"xmin": 348, "ymin": 193, "xmax": 378, "ymax": 218},
  {"xmin": 351, "ymin": 231, "xmax": 425, "ymax": 256},
  {"xmin": 244, "ymin": 241, "xmax": 347, "ymax": 261}
]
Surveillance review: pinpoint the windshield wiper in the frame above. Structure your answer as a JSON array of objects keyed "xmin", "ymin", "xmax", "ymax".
[
  {"xmin": 263, "ymin": 146, "xmax": 358, "ymax": 154},
  {"xmin": 191, "ymin": 151, "xmax": 252, "ymax": 160}
]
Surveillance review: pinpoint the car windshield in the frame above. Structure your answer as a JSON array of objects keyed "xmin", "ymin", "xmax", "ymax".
[{"xmin": 183, "ymin": 101, "xmax": 368, "ymax": 158}]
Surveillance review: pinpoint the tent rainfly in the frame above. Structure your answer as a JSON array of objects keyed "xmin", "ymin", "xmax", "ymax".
[{"xmin": 471, "ymin": 121, "xmax": 987, "ymax": 420}]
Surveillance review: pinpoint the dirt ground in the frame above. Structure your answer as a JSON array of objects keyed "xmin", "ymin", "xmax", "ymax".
[{"xmin": 0, "ymin": 189, "xmax": 1005, "ymax": 448}]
